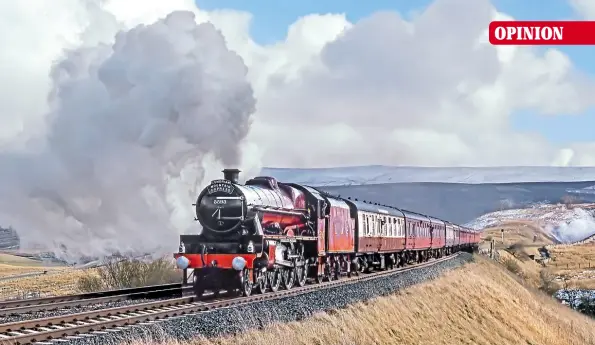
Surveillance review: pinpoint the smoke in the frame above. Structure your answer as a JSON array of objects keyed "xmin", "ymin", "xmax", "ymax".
[
  {"xmin": 0, "ymin": 10, "xmax": 257, "ymax": 262},
  {"xmin": 547, "ymin": 208, "xmax": 595, "ymax": 243}
]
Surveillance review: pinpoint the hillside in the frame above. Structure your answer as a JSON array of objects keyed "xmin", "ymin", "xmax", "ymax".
[
  {"xmin": 318, "ymin": 181, "xmax": 595, "ymax": 225},
  {"xmin": 474, "ymin": 204, "xmax": 595, "ymax": 288},
  {"xmin": 132, "ymin": 257, "xmax": 595, "ymax": 345},
  {"xmin": 262, "ymin": 166, "xmax": 595, "ymax": 186},
  {"xmin": 480, "ymin": 220, "xmax": 558, "ymax": 260},
  {"xmin": 470, "ymin": 203, "xmax": 595, "ymax": 243}
]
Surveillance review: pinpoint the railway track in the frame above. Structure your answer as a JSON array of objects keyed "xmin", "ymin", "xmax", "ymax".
[
  {"xmin": 0, "ymin": 253, "xmax": 460, "ymax": 345},
  {"xmin": 0, "ymin": 283, "xmax": 191, "ymax": 315}
]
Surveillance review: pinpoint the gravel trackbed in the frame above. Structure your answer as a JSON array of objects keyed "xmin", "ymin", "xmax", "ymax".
[{"xmin": 55, "ymin": 253, "xmax": 474, "ymax": 345}]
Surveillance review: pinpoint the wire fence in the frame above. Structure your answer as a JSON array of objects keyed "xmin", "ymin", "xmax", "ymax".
[{"xmin": 548, "ymin": 262, "xmax": 594, "ymax": 270}]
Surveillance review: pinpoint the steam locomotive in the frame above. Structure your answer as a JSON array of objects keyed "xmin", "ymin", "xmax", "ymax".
[{"xmin": 173, "ymin": 169, "xmax": 480, "ymax": 297}]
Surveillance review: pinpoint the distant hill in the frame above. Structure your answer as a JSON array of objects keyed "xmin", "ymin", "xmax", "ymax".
[
  {"xmin": 262, "ymin": 166, "xmax": 595, "ymax": 186},
  {"xmin": 317, "ymin": 181, "xmax": 595, "ymax": 225}
]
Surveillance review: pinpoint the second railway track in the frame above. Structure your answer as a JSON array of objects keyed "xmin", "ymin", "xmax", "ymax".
[
  {"xmin": 0, "ymin": 253, "xmax": 460, "ymax": 345},
  {"xmin": 0, "ymin": 283, "xmax": 192, "ymax": 316}
]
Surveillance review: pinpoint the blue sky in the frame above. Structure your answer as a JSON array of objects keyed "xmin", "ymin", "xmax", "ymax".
[{"xmin": 196, "ymin": 0, "xmax": 595, "ymax": 145}]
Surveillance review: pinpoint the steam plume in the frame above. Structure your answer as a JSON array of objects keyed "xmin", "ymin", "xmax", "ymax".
[
  {"xmin": 0, "ymin": 11, "xmax": 256, "ymax": 262},
  {"xmin": 547, "ymin": 208, "xmax": 595, "ymax": 243}
]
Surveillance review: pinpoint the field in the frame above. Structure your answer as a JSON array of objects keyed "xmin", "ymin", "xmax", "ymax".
[
  {"xmin": 127, "ymin": 256, "xmax": 595, "ymax": 345},
  {"xmin": 0, "ymin": 253, "xmax": 92, "ymax": 299},
  {"xmin": 0, "ymin": 255, "xmax": 181, "ymax": 300},
  {"xmin": 479, "ymin": 219, "xmax": 595, "ymax": 290},
  {"xmin": 548, "ymin": 244, "xmax": 595, "ymax": 290},
  {"xmin": 0, "ymin": 253, "xmax": 68, "ymax": 278},
  {"xmin": 481, "ymin": 220, "xmax": 556, "ymax": 247},
  {"xmin": 0, "ymin": 269, "xmax": 92, "ymax": 299}
]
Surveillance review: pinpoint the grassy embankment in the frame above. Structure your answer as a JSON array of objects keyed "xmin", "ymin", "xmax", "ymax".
[{"xmin": 124, "ymin": 255, "xmax": 595, "ymax": 345}]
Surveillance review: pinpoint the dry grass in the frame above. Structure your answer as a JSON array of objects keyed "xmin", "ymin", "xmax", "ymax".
[
  {"xmin": 0, "ymin": 253, "xmax": 67, "ymax": 278},
  {"xmin": 76, "ymin": 257, "xmax": 182, "ymax": 292},
  {"xmin": 0, "ymin": 268, "xmax": 94, "ymax": 298},
  {"xmin": 127, "ymin": 257, "xmax": 595, "ymax": 345},
  {"xmin": 481, "ymin": 221, "xmax": 595, "ymax": 290},
  {"xmin": 547, "ymin": 243, "xmax": 595, "ymax": 289},
  {"xmin": 0, "ymin": 263, "xmax": 62, "ymax": 278},
  {"xmin": 0, "ymin": 256, "xmax": 182, "ymax": 300},
  {"xmin": 497, "ymin": 249, "xmax": 544, "ymax": 288},
  {"xmin": 481, "ymin": 220, "xmax": 556, "ymax": 249},
  {"xmin": 549, "ymin": 244, "xmax": 595, "ymax": 268}
]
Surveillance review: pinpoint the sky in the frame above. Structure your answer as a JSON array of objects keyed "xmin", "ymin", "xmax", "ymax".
[
  {"xmin": 3, "ymin": 0, "xmax": 595, "ymax": 259},
  {"xmin": 3, "ymin": 0, "xmax": 595, "ymax": 171},
  {"xmin": 195, "ymin": 0, "xmax": 595, "ymax": 145}
]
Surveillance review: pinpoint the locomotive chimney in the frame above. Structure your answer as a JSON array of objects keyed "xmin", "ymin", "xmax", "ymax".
[{"xmin": 222, "ymin": 168, "xmax": 241, "ymax": 184}]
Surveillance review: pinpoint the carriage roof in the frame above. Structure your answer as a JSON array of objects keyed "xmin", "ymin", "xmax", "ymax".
[
  {"xmin": 427, "ymin": 216, "xmax": 446, "ymax": 226},
  {"xmin": 401, "ymin": 209, "xmax": 431, "ymax": 222},
  {"xmin": 348, "ymin": 199, "xmax": 405, "ymax": 217}
]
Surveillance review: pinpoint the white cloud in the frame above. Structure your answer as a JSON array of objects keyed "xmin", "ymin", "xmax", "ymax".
[
  {"xmin": 2, "ymin": 0, "xmax": 595, "ymax": 259},
  {"xmin": 246, "ymin": 0, "xmax": 595, "ymax": 167},
  {"xmin": 570, "ymin": 0, "xmax": 595, "ymax": 19}
]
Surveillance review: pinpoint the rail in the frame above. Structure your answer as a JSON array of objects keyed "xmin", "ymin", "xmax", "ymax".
[
  {"xmin": 0, "ymin": 283, "xmax": 185, "ymax": 312},
  {"xmin": 0, "ymin": 254, "xmax": 459, "ymax": 345}
]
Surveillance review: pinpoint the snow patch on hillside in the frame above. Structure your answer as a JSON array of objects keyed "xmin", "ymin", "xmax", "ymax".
[{"xmin": 465, "ymin": 204, "xmax": 595, "ymax": 243}]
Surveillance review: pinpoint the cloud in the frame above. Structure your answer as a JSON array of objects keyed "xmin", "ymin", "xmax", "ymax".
[
  {"xmin": 0, "ymin": 3, "xmax": 257, "ymax": 261},
  {"xmin": 2, "ymin": 0, "xmax": 595, "ymax": 259},
  {"xmin": 570, "ymin": 0, "xmax": 595, "ymax": 19},
  {"xmin": 249, "ymin": 0, "xmax": 595, "ymax": 167}
]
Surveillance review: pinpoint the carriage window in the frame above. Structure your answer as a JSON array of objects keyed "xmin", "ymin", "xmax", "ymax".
[
  {"xmin": 372, "ymin": 215, "xmax": 376, "ymax": 236},
  {"xmin": 388, "ymin": 218, "xmax": 391, "ymax": 236},
  {"xmin": 387, "ymin": 218, "xmax": 392, "ymax": 236}
]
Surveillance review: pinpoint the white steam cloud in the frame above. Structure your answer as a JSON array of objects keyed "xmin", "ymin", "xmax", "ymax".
[
  {"xmin": 547, "ymin": 208, "xmax": 595, "ymax": 243},
  {"xmin": 0, "ymin": 11, "xmax": 256, "ymax": 262}
]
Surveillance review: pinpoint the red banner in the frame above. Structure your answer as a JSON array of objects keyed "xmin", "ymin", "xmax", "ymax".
[{"xmin": 489, "ymin": 21, "xmax": 595, "ymax": 45}]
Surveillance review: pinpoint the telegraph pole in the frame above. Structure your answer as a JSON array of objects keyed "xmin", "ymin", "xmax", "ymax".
[{"xmin": 501, "ymin": 228, "xmax": 504, "ymax": 244}]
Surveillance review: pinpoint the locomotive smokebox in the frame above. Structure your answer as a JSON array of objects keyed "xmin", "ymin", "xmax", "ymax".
[{"xmin": 222, "ymin": 168, "xmax": 241, "ymax": 184}]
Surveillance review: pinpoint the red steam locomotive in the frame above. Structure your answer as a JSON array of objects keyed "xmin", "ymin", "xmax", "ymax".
[{"xmin": 173, "ymin": 169, "xmax": 480, "ymax": 297}]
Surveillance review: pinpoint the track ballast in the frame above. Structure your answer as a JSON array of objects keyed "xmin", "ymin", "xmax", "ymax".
[{"xmin": 0, "ymin": 254, "xmax": 460, "ymax": 345}]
